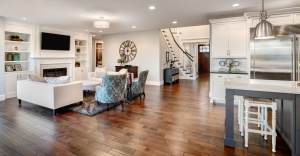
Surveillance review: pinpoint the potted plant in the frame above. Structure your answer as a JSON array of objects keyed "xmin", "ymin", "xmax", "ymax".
[
  {"xmin": 75, "ymin": 62, "xmax": 80, "ymax": 67},
  {"xmin": 10, "ymin": 35, "xmax": 23, "ymax": 41},
  {"xmin": 117, "ymin": 56, "xmax": 126, "ymax": 66}
]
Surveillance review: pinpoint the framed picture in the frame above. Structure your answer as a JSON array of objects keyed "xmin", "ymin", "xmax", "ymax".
[
  {"xmin": 14, "ymin": 64, "xmax": 22, "ymax": 71},
  {"xmin": 5, "ymin": 65, "xmax": 14, "ymax": 72}
]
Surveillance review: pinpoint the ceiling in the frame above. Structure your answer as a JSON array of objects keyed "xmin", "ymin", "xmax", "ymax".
[{"xmin": 1, "ymin": 0, "xmax": 300, "ymax": 38}]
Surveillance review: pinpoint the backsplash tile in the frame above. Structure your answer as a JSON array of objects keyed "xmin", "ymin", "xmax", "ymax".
[{"xmin": 211, "ymin": 58, "xmax": 247, "ymax": 71}]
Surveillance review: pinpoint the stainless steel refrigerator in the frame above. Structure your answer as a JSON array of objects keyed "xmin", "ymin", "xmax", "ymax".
[{"xmin": 250, "ymin": 25, "xmax": 300, "ymax": 81}]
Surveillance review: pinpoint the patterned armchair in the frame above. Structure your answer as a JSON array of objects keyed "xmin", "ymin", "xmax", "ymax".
[
  {"xmin": 95, "ymin": 74, "xmax": 127, "ymax": 109},
  {"xmin": 131, "ymin": 70, "xmax": 149, "ymax": 99}
]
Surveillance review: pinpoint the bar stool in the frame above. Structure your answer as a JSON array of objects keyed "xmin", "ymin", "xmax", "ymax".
[
  {"xmin": 243, "ymin": 97, "xmax": 277, "ymax": 153},
  {"xmin": 238, "ymin": 97, "xmax": 262, "ymax": 134}
]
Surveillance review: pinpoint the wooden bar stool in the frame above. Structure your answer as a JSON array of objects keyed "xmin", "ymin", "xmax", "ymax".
[{"xmin": 243, "ymin": 97, "xmax": 277, "ymax": 153}]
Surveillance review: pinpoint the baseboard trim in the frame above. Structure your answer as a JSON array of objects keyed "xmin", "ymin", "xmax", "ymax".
[
  {"xmin": 146, "ymin": 81, "xmax": 163, "ymax": 86},
  {"xmin": 0, "ymin": 94, "xmax": 5, "ymax": 101}
]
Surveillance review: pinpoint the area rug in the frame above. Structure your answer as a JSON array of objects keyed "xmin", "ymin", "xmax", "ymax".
[{"xmin": 67, "ymin": 92, "xmax": 122, "ymax": 116}]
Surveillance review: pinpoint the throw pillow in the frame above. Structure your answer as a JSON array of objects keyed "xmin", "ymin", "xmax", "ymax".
[
  {"xmin": 94, "ymin": 71, "xmax": 107, "ymax": 78},
  {"xmin": 44, "ymin": 76, "xmax": 70, "ymax": 84},
  {"xmin": 119, "ymin": 68, "xmax": 128, "ymax": 74},
  {"xmin": 27, "ymin": 74, "xmax": 45, "ymax": 83}
]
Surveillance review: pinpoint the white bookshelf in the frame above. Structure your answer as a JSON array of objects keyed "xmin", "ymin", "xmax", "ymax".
[
  {"xmin": 75, "ymin": 39, "xmax": 88, "ymax": 68},
  {"xmin": 4, "ymin": 31, "xmax": 31, "ymax": 73}
]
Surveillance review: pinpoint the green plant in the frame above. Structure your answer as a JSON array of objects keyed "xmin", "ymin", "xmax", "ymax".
[
  {"xmin": 10, "ymin": 35, "xmax": 20, "ymax": 39},
  {"xmin": 227, "ymin": 63, "xmax": 234, "ymax": 72},
  {"xmin": 117, "ymin": 56, "xmax": 126, "ymax": 64}
]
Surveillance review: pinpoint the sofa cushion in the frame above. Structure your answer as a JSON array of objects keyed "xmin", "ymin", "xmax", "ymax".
[
  {"xmin": 95, "ymin": 71, "xmax": 107, "ymax": 78},
  {"xmin": 44, "ymin": 76, "xmax": 70, "ymax": 84},
  {"xmin": 27, "ymin": 74, "xmax": 45, "ymax": 83},
  {"xmin": 119, "ymin": 68, "xmax": 128, "ymax": 75}
]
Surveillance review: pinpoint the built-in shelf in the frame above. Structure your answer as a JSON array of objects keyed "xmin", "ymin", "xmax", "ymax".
[
  {"xmin": 76, "ymin": 59, "xmax": 87, "ymax": 61},
  {"xmin": 76, "ymin": 46, "xmax": 87, "ymax": 48},
  {"xmin": 5, "ymin": 40, "xmax": 30, "ymax": 44},
  {"xmin": 5, "ymin": 70, "xmax": 32, "ymax": 74},
  {"xmin": 5, "ymin": 61, "xmax": 30, "ymax": 63},
  {"xmin": 30, "ymin": 56, "xmax": 76, "ymax": 59},
  {"xmin": 75, "ymin": 53, "xmax": 87, "ymax": 55},
  {"xmin": 5, "ymin": 51, "xmax": 30, "ymax": 53}
]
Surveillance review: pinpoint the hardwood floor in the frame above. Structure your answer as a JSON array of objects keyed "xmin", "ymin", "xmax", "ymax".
[{"xmin": 0, "ymin": 73, "xmax": 291, "ymax": 156}]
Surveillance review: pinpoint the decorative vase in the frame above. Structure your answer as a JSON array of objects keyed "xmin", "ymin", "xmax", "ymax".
[
  {"xmin": 75, "ymin": 62, "xmax": 80, "ymax": 67},
  {"xmin": 7, "ymin": 53, "xmax": 13, "ymax": 61},
  {"xmin": 76, "ymin": 47, "xmax": 81, "ymax": 53},
  {"xmin": 15, "ymin": 46, "xmax": 18, "ymax": 51},
  {"xmin": 13, "ymin": 53, "xmax": 20, "ymax": 61}
]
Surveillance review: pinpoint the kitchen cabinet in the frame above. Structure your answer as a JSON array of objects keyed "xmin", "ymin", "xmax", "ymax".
[
  {"xmin": 210, "ymin": 73, "xmax": 249, "ymax": 103},
  {"xmin": 294, "ymin": 13, "xmax": 300, "ymax": 24},
  {"xmin": 211, "ymin": 21, "xmax": 247, "ymax": 58},
  {"xmin": 5, "ymin": 71, "xmax": 32, "ymax": 99},
  {"xmin": 75, "ymin": 67, "xmax": 88, "ymax": 81}
]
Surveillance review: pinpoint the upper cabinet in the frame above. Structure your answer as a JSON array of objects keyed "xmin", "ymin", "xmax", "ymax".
[
  {"xmin": 210, "ymin": 18, "xmax": 247, "ymax": 58},
  {"xmin": 294, "ymin": 13, "xmax": 300, "ymax": 24}
]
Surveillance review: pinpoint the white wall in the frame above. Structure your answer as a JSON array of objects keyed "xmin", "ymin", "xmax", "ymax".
[
  {"xmin": 0, "ymin": 17, "xmax": 5, "ymax": 100},
  {"xmin": 103, "ymin": 30, "xmax": 162, "ymax": 85},
  {"xmin": 180, "ymin": 25, "xmax": 210, "ymax": 43},
  {"xmin": 159, "ymin": 32, "xmax": 169, "ymax": 81}
]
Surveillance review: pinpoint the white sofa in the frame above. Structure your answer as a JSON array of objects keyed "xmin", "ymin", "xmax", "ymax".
[
  {"xmin": 88, "ymin": 70, "xmax": 128, "ymax": 82},
  {"xmin": 17, "ymin": 80, "xmax": 83, "ymax": 115}
]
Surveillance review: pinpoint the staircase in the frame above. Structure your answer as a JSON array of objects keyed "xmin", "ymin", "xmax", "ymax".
[{"xmin": 161, "ymin": 28, "xmax": 197, "ymax": 80}]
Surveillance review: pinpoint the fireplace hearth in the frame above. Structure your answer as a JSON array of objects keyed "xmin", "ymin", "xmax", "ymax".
[{"xmin": 43, "ymin": 68, "xmax": 67, "ymax": 77}]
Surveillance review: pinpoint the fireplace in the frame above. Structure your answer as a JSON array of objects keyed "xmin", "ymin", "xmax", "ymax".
[{"xmin": 43, "ymin": 68, "xmax": 67, "ymax": 77}]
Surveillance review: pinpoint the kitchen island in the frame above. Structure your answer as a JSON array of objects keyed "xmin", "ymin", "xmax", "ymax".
[{"xmin": 224, "ymin": 78, "xmax": 300, "ymax": 156}]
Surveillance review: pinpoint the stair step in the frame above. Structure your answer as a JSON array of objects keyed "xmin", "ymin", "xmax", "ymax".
[
  {"xmin": 177, "ymin": 63, "xmax": 181, "ymax": 65},
  {"xmin": 186, "ymin": 73, "xmax": 191, "ymax": 74},
  {"xmin": 162, "ymin": 31, "xmax": 165, "ymax": 33},
  {"xmin": 168, "ymin": 43, "xmax": 170, "ymax": 45},
  {"xmin": 180, "ymin": 66, "xmax": 184, "ymax": 68},
  {"xmin": 166, "ymin": 39, "xmax": 169, "ymax": 41},
  {"xmin": 164, "ymin": 35, "xmax": 167, "ymax": 37},
  {"xmin": 174, "ymin": 57, "xmax": 177, "ymax": 58},
  {"xmin": 183, "ymin": 69, "xmax": 187, "ymax": 71},
  {"xmin": 190, "ymin": 76, "xmax": 193, "ymax": 77}
]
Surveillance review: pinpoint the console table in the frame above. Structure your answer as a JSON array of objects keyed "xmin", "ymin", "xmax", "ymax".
[
  {"xmin": 115, "ymin": 66, "xmax": 138, "ymax": 78},
  {"xmin": 164, "ymin": 68, "xmax": 179, "ymax": 85}
]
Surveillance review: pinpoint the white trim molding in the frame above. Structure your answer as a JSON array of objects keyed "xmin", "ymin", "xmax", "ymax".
[
  {"xmin": 0, "ymin": 94, "xmax": 5, "ymax": 101},
  {"xmin": 146, "ymin": 81, "xmax": 163, "ymax": 86}
]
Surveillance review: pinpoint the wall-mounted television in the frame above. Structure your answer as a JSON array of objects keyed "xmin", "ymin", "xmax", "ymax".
[{"xmin": 41, "ymin": 32, "xmax": 70, "ymax": 51}]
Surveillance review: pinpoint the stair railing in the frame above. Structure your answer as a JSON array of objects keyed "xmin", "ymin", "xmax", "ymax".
[{"xmin": 168, "ymin": 28, "xmax": 193, "ymax": 62}]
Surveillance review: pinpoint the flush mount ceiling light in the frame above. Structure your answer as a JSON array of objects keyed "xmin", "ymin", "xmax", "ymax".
[
  {"xmin": 94, "ymin": 17, "xmax": 110, "ymax": 29},
  {"xmin": 99, "ymin": 30, "xmax": 103, "ymax": 32},
  {"xmin": 172, "ymin": 21, "xmax": 177, "ymax": 24},
  {"xmin": 22, "ymin": 17, "xmax": 27, "ymax": 20},
  {"xmin": 132, "ymin": 26, "xmax": 136, "ymax": 29},
  {"xmin": 254, "ymin": 0, "xmax": 275, "ymax": 39},
  {"xmin": 232, "ymin": 3, "xmax": 239, "ymax": 7},
  {"xmin": 149, "ymin": 6, "xmax": 156, "ymax": 10}
]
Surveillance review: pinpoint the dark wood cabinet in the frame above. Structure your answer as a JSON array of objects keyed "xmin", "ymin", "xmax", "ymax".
[
  {"xmin": 115, "ymin": 66, "xmax": 138, "ymax": 78},
  {"xmin": 164, "ymin": 68, "xmax": 179, "ymax": 85}
]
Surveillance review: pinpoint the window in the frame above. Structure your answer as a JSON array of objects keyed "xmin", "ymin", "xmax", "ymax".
[{"xmin": 198, "ymin": 44, "xmax": 210, "ymax": 53}]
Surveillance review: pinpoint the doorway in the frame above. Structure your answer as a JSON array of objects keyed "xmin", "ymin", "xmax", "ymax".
[{"xmin": 198, "ymin": 44, "xmax": 210, "ymax": 73}]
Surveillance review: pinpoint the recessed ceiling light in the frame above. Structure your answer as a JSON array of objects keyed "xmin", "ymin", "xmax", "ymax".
[
  {"xmin": 149, "ymin": 6, "xmax": 156, "ymax": 10},
  {"xmin": 85, "ymin": 30, "xmax": 88, "ymax": 32},
  {"xmin": 92, "ymin": 35, "xmax": 95, "ymax": 37},
  {"xmin": 172, "ymin": 21, "xmax": 177, "ymax": 24},
  {"xmin": 132, "ymin": 26, "xmax": 136, "ymax": 29},
  {"xmin": 232, "ymin": 3, "xmax": 240, "ymax": 7},
  {"xmin": 22, "ymin": 18, "xmax": 27, "ymax": 20},
  {"xmin": 99, "ymin": 30, "xmax": 103, "ymax": 32}
]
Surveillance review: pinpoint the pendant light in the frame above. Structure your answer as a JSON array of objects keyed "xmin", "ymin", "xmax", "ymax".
[{"xmin": 254, "ymin": 0, "xmax": 275, "ymax": 39}]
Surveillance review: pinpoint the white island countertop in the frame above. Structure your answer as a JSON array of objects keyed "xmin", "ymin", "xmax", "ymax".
[{"xmin": 224, "ymin": 78, "xmax": 300, "ymax": 94}]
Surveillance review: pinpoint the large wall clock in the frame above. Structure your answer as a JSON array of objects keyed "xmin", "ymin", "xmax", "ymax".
[{"xmin": 119, "ymin": 40, "xmax": 137, "ymax": 62}]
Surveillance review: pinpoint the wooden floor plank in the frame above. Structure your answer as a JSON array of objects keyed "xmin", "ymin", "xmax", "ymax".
[{"xmin": 0, "ymin": 73, "xmax": 291, "ymax": 156}]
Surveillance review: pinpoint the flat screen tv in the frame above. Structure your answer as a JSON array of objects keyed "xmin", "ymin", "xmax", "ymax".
[{"xmin": 41, "ymin": 32, "xmax": 70, "ymax": 51}]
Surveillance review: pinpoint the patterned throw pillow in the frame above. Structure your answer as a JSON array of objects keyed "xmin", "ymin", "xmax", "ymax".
[
  {"xmin": 27, "ymin": 74, "xmax": 45, "ymax": 83},
  {"xmin": 44, "ymin": 76, "xmax": 70, "ymax": 84}
]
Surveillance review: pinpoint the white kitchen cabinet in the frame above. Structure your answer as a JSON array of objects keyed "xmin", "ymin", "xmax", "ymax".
[
  {"xmin": 75, "ymin": 67, "xmax": 88, "ymax": 81},
  {"xmin": 211, "ymin": 20, "xmax": 247, "ymax": 58},
  {"xmin": 294, "ymin": 13, "xmax": 300, "ymax": 24},
  {"xmin": 211, "ymin": 23, "xmax": 229, "ymax": 58},
  {"xmin": 210, "ymin": 73, "xmax": 249, "ymax": 103},
  {"xmin": 5, "ymin": 71, "xmax": 32, "ymax": 99}
]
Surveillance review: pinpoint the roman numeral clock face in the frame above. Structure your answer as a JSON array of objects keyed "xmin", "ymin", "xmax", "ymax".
[{"xmin": 119, "ymin": 40, "xmax": 137, "ymax": 62}]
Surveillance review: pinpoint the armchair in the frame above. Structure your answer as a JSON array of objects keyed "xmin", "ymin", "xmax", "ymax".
[
  {"xmin": 95, "ymin": 74, "xmax": 127, "ymax": 110},
  {"xmin": 131, "ymin": 70, "xmax": 149, "ymax": 99}
]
